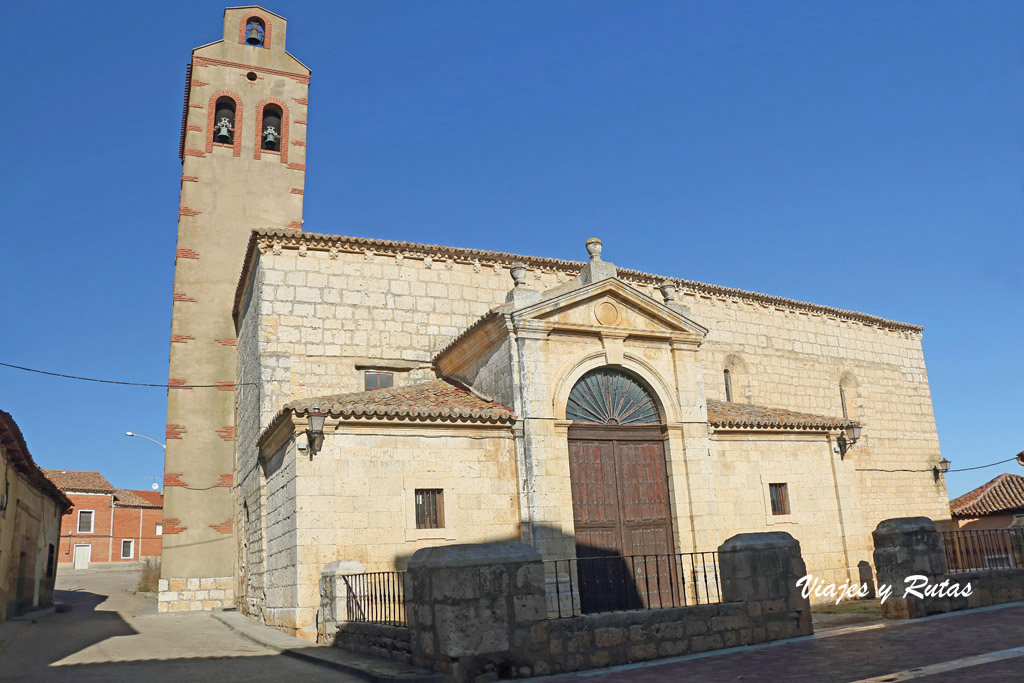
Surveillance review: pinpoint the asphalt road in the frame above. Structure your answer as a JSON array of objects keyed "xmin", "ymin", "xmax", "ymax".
[{"xmin": 0, "ymin": 567, "xmax": 363, "ymax": 682}]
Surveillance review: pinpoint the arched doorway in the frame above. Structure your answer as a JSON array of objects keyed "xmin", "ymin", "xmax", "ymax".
[{"xmin": 566, "ymin": 368, "xmax": 675, "ymax": 612}]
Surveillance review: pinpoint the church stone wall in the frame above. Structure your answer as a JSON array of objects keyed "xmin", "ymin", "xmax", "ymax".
[
  {"xmin": 260, "ymin": 424, "xmax": 521, "ymax": 638},
  {"xmin": 235, "ymin": 235, "xmax": 949, "ymax": 593}
]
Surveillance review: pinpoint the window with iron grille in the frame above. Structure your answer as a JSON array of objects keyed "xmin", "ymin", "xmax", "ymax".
[
  {"xmin": 78, "ymin": 510, "xmax": 94, "ymax": 533},
  {"xmin": 769, "ymin": 483, "xmax": 790, "ymax": 515},
  {"xmin": 365, "ymin": 371, "xmax": 393, "ymax": 391},
  {"xmin": 415, "ymin": 489, "xmax": 444, "ymax": 529}
]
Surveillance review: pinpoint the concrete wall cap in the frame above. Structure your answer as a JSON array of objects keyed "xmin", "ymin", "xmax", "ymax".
[
  {"xmin": 719, "ymin": 531, "xmax": 798, "ymax": 551},
  {"xmin": 873, "ymin": 517, "xmax": 936, "ymax": 536},
  {"xmin": 321, "ymin": 559, "xmax": 367, "ymax": 577},
  {"xmin": 407, "ymin": 541, "xmax": 541, "ymax": 569}
]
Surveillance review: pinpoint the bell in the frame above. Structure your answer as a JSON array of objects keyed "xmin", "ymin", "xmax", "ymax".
[
  {"xmin": 246, "ymin": 26, "xmax": 263, "ymax": 45},
  {"xmin": 215, "ymin": 125, "xmax": 232, "ymax": 143},
  {"xmin": 263, "ymin": 128, "xmax": 278, "ymax": 150}
]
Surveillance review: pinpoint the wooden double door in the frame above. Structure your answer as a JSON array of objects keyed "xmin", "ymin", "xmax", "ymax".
[{"xmin": 567, "ymin": 426, "xmax": 676, "ymax": 612}]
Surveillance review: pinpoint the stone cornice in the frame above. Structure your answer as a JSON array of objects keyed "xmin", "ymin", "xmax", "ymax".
[{"xmin": 233, "ymin": 230, "xmax": 925, "ymax": 333}]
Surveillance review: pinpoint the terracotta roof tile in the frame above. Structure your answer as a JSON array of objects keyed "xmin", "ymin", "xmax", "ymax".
[
  {"xmin": 707, "ymin": 400, "xmax": 852, "ymax": 431},
  {"xmin": 114, "ymin": 489, "xmax": 163, "ymax": 509},
  {"xmin": 950, "ymin": 473, "xmax": 1024, "ymax": 518},
  {"xmin": 287, "ymin": 379, "xmax": 517, "ymax": 423},
  {"xmin": 42, "ymin": 469, "xmax": 116, "ymax": 494},
  {"xmin": 0, "ymin": 411, "xmax": 72, "ymax": 511}
]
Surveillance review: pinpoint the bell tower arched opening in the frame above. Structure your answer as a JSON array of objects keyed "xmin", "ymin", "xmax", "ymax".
[{"xmin": 565, "ymin": 367, "xmax": 675, "ymax": 612}]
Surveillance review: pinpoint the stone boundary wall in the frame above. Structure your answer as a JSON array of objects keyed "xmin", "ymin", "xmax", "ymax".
[
  {"xmin": 333, "ymin": 622, "xmax": 413, "ymax": 664},
  {"xmin": 872, "ymin": 517, "xmax": 1024, "ymax": 619},
  {"xmin": 158, "ymin": 576, "xmax": 234, "ymax": 613},
  {"xmin": 325, "ymin": 533, "xmax": 810, "ymax": 681}
]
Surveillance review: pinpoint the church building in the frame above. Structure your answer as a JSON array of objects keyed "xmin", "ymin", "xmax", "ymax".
[{"xmin": 161, "ymin": 8, "xmax": 952, "ymax": 639}]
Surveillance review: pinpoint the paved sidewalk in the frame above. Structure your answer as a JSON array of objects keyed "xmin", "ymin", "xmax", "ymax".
[
  {"xmin": 211, "ymin": 610, "xmax": 446, "ymax": 682},
  {"xmin": 532, "ymin": 602, "xmax": 1024, "ymax": 682}
]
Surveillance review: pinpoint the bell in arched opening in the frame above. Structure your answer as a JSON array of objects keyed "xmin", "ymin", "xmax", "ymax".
[
  {"xmin": 261, "ymin": 106, "xmax": 282, "ymax": 151},
  {"xmin": 245, "ymin": 19, "xmax": 265, "ymax": 46},
  {"xmin": 213, "ymin": 98, "xmax": 236, "ymax": 145}
]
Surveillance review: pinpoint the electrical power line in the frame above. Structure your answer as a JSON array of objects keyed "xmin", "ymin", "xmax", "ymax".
[
  {"xmin": 856, "ymin": 457, "xmax": 1018, "ymax": 474},
  {"xmin": 0, "ymin": 361, "xmax": 255, "ymax": 390}
]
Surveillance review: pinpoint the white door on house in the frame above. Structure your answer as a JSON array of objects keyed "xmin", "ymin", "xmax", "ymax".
[{"xmin": 72, "ymin": 544, "xmax": 91, "ymax": 570}]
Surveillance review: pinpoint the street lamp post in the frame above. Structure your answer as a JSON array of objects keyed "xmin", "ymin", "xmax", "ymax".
[{"xmin": 125, "ymin": 431, "xmax": 166, "ymax": 450}]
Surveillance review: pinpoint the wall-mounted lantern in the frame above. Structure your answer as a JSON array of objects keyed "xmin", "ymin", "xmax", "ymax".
[
  {"xmin": 305, "ymin": 407, "xmax": 326, "ymax": 458},
  {"xmin": 933, "ymin": 458, "xmax": 951, "ymax": 482},
  {"xmin": 835, "ymin": 423, "xmax": 862, "ymax": 459}
]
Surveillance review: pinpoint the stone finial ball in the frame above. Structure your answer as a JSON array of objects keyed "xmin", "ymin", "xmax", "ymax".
[
  {"xmin": 586, "ymin": 238, "xmax": 603, "ymax": 261},
  {"xmin": 659, "ymin": 280, "xmax": 676, "ymax": 303},
  {"xmin": 510, "ymin": 263, "xmax": 528, "ymax": 287}
]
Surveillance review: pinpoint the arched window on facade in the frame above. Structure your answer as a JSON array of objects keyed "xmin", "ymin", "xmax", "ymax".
[
  {"xmin": 244, "ymin": 18, "xmax": 266, "ymax": 46},
  {"xmin": 566, "ymin": 368, "xmax": 660, "ymax": 425},
  {"xmin": 261, "ymin": 105, "xmax": 283, "ymax": 151},
  {"xmin": 723, "ymin": 354, "xmax": 748, "ymax": 403},
  {"xmin": 212, "ymin": 97, "xmax": 236, "ymax": 145},
  {"xmin": 839, "ymin": 372, "xmax": 859, "ymax": 420}
]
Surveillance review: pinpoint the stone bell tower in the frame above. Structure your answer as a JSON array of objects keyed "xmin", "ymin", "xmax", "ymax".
[{"xmin": 160, "ymin": 6, "xmax": 309, "ymax": 612}]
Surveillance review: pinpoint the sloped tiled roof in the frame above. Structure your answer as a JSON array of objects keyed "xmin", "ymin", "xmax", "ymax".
[
  {"xmin": 42, "ymin": 469, "xmax": 116, "ymax": 494},
  {"xmin": 0, "ymin": 411, "xmax": 72, "ymax": 511},
  {"xmin": 114, "ymin": 489, "xmax": 163, "ymax": 509},
  {"xmin": 707, "ymin": 400, "xmax": 852, "ymax": 431},
  {"xmin": 287, "ymin": 380, "xmax": 517, "ymax": 423},
  {"xmin": 950, "ymin": 473, "xmax": 1024, "ymax": 518}
]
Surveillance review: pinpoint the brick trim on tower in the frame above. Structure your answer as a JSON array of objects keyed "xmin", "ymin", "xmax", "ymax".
[
  {"xmin": 209, "ymin": 519, "xmax": 233, "ymax": 534},
  {"xmin": 238, "ymin": 11, "xmax": 273, "ymax": 49},
  {"xmin": 164, "ymin": 473, "xmax": 187, "ymax": 487},
  {"xmin": 205, "ymin": 91, "xmax": 243, "ymax": 157},
  {"xmin": 254, "ymin": 98, "xmax": 290, "ymax": 164},
  {"xmin": 161, "ymin": 518, "xmax": 186, "ymax": 534},
  {"xmin": 166, "ymin": 425, "xmax": 186, "ymax": 440}
]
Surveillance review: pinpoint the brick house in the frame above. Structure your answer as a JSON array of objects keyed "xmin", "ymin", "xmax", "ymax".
[
  {"xmin": 950, "ymin": 472, "xmax": 1024, "ymax": 531},
  {"xmin": 43, "ymin": 470, "xmax": 163, "ymax": 568}
]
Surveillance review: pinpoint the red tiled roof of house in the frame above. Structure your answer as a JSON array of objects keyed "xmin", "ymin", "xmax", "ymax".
[
  {"xmin": 950, "ymin": 473, "xmax": 1024, "ymax": 518},
  {"xmin": 0, "ymin": 411, "xmax": 72, "ymax": 511},
  {"xmin": 42, "ymin": 469, "xmax": 116, "ymax": 494},
  {"xmin": 114, "ymin": 489, "xmax": 163, "ymax": 509},
  {"xmin": 287, "ymin": 379, "xmax": 517, "ymax": 423},
  {"xmin": 706, "ymin": 400, "xmax": 852, "ymax": 431}
]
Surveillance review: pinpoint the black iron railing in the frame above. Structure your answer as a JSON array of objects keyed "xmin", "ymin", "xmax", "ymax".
[
  {"xmin": 940, "ymin": 528, "xmax": 1024, "ymax": 573},
  {"xmin": 340, "ymin": 571, "xmax": 407, "ymax": 625},
  {"xmin": 544, "ymin": 551, "xmax": 721, "ymax": 618}
]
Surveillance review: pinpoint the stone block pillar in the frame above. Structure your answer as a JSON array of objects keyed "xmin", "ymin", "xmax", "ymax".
[
  {"xmin": 406, "ymin": 542, "xmax": 547, "ymax": 682},
  {"xmin": 872, "ymin": 517, "xmax": 966, "ymax": 619},
  {"xmin": 317, "ymin": 559, "xmax": 366, "ymax": 643},
  {"xmin": 718, "ymin": 531, "xmax": 813, "ymax": 641}
]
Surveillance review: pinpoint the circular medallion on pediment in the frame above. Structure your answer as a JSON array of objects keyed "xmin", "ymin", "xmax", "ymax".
[{"xmin": 594, "ymin": 301, "xmax": 620, "ymax": 326}]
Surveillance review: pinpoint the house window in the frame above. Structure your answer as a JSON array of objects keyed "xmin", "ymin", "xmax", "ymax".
[
  {"xmin": 415, "ymin": 489, "xmax": 444, "ymax": 529},
  {"xmin": 365, "ymin": 371, "xmax": 393, "ymax": 391},
  {"xmin": 121, "ymin": 539, "xmax": 134, "ymax": 559},
  {"xmin": 155, "ymin": 523, "xmax": 163, "ymax": 536},
  {"xmin": 46, "ymin": 544, "xmax": 55, "ymax": 578},
  {"xmin": 724, "ymin": 369, "xmax": 733, "ymax": 402},
  {"xmin": 245, "ymin": 18, "xmax": 266, "ymax": 46},
  {"xmin": 769, "ymin": 483, "xmax": 790, "ymax": 515},
  {"xmin": 78, "ymin": 510, "xmax": 94, "ymax": 533}
]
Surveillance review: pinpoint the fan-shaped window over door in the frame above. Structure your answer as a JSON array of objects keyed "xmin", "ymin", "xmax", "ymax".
[{"xmin": 566, "ymin": 368, "xmax": 659, "ymax": 425}]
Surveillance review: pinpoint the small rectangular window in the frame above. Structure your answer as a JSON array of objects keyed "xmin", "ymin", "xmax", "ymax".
[
  {"xmin": 155, "ymin": 523, "xmax": 163, "ymax": 536},
  {"xmin": 769, "ymin": 483, "xmax": 790, "ymax": 516},
  {"xmin": 415, "ymin": 489, "xmax": 444, "ymax": 529},
  {"xmin": 78, "ymin": 510, "xmax": 94, "ymax": 533},
  {"xmin": 46, "ymin": 544, "xmax": 55, "ymax": 578},
  {"xmin": 121, "ymin": 540, "xmax": 134, "ymax": 559},
  {"xmin": 365, "ymin": 371, "xmax": 394, "ymax": 391}
]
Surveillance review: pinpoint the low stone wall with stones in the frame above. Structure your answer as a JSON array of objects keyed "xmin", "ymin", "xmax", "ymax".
[
  {"xmin": 157, "ymin": 576, "xmax": 234, "ymax": 613},
  {"xmin": 379, "ymin": 533, "xmax": 811, "ymax": 682},
  {"xmin": 333, "ymin": 622, "xmax": 413, "ymax": 664},
  {"xmin": 873, "ymin": 517, "xmax": 1024, "ymax": 619}
]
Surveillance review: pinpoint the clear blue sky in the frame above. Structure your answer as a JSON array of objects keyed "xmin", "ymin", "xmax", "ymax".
[{"xmin": 1, "ymin": 2, "xmax": 1020, "ymax": 500}]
